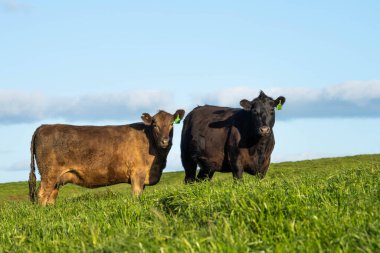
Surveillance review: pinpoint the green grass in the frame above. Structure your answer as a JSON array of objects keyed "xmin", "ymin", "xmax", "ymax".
[{"xmin": 0, "ymin": 154, "xmax": 379, "ymax": 252}]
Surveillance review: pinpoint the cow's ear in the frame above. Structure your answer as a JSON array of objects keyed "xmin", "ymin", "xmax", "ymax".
[
  {"xmin": 274, "ymin": 96, "xmax": 286, "ymax": 108},
  {"xmin": 141, "ymin": 113, "xmax": 153, "ymax": 125},
  {"xmin": 240, "ymin": 99, "xmax": 252, "ymax": 110},
  {"xmin": 173, "ymin": 109, "xmax": 185, "ymax": 124}
]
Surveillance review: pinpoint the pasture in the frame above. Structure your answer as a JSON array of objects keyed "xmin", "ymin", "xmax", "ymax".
[{"xmin": 0, "ymin": 154, "xmax": 379, "ymax": 252}]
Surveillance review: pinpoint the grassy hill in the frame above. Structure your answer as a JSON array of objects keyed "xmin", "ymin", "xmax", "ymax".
[{"xmin": 0, "ymin": 154, "xmax": 379, "ymax": 252}]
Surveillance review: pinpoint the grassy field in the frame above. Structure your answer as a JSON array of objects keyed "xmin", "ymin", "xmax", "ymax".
[{"xmin": 0, "ymin": 154, "xmax": 379, "ymax": 252}]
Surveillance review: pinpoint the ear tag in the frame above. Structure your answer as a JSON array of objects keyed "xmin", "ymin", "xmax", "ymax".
[
  {"xmin": 174, "ymin": 114, "xmax": 181, "ymax": 124},
  {"xmin": 276, "ymin": 100, "xmax": 283, "ymax": 110}
]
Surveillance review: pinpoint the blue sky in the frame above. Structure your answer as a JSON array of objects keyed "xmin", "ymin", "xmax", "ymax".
[{"xmin": 0, "ymin": 0, "xmax": 379, "ymax": 182}]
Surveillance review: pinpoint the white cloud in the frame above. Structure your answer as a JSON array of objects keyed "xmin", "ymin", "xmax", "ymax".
[
  {"xmin": 0, "ymin": 89, "xmax": 173, "ymax": 124},
  {"xmin": 3, "ymin": 160, "xmax": 29, "ymax": 172},
  {"xmin": 325, "ymin": 80, "xmax": 380, "ymax": 104},
  {"xmin": 197, "ymin": 80, "xmax": 380, "ymax": 119},
  {"xmin": 201, "ymin": 87, "xmax": 258, "ymax": 106},
  {"xmin": 0, "ymin": 0, "xmax": 31, "ymax": 11},
  {"xmin": 1, "ymin": 81, "xmax": 379, "ymax": 125}
]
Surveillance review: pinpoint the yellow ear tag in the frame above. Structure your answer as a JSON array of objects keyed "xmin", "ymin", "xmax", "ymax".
[
  {"xmin": 276, "ymin": 100, "xmax": 282, "ymax": 110},
  {"xmin": 174, "ymin": 114, "xmax": 181, "ymax": 124}
]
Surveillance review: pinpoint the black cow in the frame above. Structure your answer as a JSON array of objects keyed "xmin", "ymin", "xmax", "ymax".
[{"xmin": 181, "ymin": 91, "xmax": 285, "ymax": 182}]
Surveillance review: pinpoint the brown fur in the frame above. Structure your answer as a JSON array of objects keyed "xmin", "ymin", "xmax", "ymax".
[{"xmin": 29, "ymin": 110, "xmax": 185, "ymax": 205}]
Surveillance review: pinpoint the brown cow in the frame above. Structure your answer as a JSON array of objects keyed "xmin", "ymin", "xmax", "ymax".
[{"xmin": 28, "ymin": 109, "xmax": 185, "ymax": 205}]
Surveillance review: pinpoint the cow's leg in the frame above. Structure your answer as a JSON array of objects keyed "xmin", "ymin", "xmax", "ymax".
[
  {"xmin": 230, "ymin": 153, "xmax": 243, "ymax": 181},
  {"xmin": 46, "ymin": 187, "xmax": 59, "ymax": 205},
  {"xmin": 256, "ymin": 154, "xmax": 271, "ymax": 179},
  {"xmin": 208, "ymin": 170, "xmax": 215, "ymax": 180},
  {"xmin": 227, "ymin": 129, "xmax": 244, "ymax": 181},
  {"xmin": 37, "ymin": 180, "xmax": 47, "ymax": 205},
  {"xmin": 232, "ymin": 168, "xmax": 243, "ymax": 180},
  {"xmin": 131, "ymin": 172, "xmax": 145, "ymax": 197},
  {"xmin": 227, "ymin": 149, "xmax": 244, "ymax": 180},
  {"xmin": 44, "ymin": 169, "xmax": 84, "ymax": 204},
  {"xmin": 182, "ymin": 153, "xmax": 197, "ymax": 184},
  {"xmin": 197, "ymin": 164, "xmax": 212, "ymax": 181},
  {"xmin": 38, "ymin": 179, "xmax": 57, "ymax": 206}
]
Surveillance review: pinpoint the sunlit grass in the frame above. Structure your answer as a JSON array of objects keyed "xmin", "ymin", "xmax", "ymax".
[{"xmin": 0, "ymin": 154, "xmax": 379, "ymax": 252}]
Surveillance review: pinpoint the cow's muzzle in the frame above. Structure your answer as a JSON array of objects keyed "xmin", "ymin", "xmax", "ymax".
[
  {"xmin": 160, "ymin": 138, "xmax": 170, "ymax": 148},
  {"xmin": 259, "ymin": 126, "xmax": 271, "ymax": 137}
]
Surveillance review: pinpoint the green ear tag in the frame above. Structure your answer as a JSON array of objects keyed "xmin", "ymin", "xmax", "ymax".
[
  {"xmin": 174, "ymin": 114, "xmax": 181, "ymax": 124},
  {"xmin": 276, "ymin": 100, "xmax": 282, "ymax": 110}
]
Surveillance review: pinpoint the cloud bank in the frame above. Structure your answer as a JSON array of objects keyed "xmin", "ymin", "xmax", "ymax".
[
  {"xmin": 0, "ymin": 81, "xmax": 379, "ymax": 124},
  {"xmin": 200, "ymin": 80, "xmax": 380, "ymax": 120},
  {"xmin": 3, "ymin": 160, "xmax": 28, "ymax": 172},
  {"xmin": 0, "ymin": 0, "xmax": 31, "ymax": 11},
  {"xmin": 0, "ymin": 90, "xmax": 173, "ymax": 124}
]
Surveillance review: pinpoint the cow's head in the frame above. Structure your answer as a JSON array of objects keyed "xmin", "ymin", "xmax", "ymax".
[
  {"xmin": 240, "ymin": 91, "xmax": 286, "ymax": 137},
  {"xmin": 141, "ymin": 109, "xmax": 185, "ymax": 149}
]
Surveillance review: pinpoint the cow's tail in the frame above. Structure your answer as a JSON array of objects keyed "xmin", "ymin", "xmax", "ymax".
[{"xmin": 28, "ymin": 128, "xmax": 38, "ymax": 203}]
